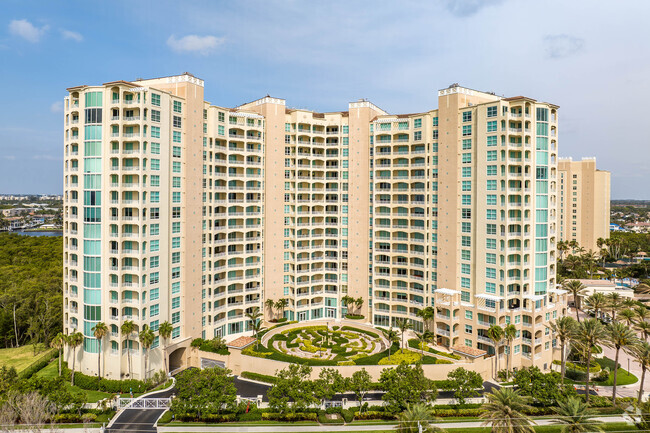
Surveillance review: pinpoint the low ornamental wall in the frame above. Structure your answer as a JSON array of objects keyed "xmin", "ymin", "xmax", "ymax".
[{"xmin": 190, "ymin": 346, "xmax": 492, "ymax": 381}]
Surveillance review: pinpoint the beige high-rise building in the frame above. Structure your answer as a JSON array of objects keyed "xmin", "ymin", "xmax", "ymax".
[
  {"xmin": 558, "ymin": 158, "xmax": 611, "ymax": 252},
  {"xmin": 62, "ymin": 74, "xmax": 567, "ymax": 379}
]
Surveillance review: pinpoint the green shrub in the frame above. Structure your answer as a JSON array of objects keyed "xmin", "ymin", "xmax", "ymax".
[
  {"xmin": 345, "ymin": 314, "xmax": 364, "ymax": 320},
  {"xmin": 341, "ymin": 326, "xmax": 380, "ymax": 339},
  {"xmin": 240, "ymin": 371, "xmax": 277, "ymax": 384},
  {"xmin": 20, "ymin": 349, "xmax": 57, "ymax": 379},
  {"xmin": 341, "ymin": 408, "xmax": 354, "ymax": 423},
  {"xmin": 433, "ymin": 408, "xmax": 482, "ymax": 417},
  {"xmin": 238, "ymin": 410, "xmax": 263, "ymax": 421},
  {"xmin": 261, "ymin": 412, "xmax": 318, "ymax": 422},
  {"xmin": 317, "ymin": 410, "xmax": 344, "ymax": 424},
  {"xmin": 53, "ymin": 413, "xmax": 82, "ymax": 423},
  {"xmin": 158, "ymin": 411, "xmax": 173, "ymax": 424},
  {"xmin": 378, "ymin": 349, "xmax": 421, "ymax": 365},
  {"xmin": 353, "ymin": 410, "xmax": 396, "ymax": 420}
]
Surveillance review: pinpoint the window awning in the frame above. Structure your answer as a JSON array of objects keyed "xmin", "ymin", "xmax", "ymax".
[
  {"xmin": 435, "ymin": 288, "xmax": 461, "ymax": 295},
  {"xmin": 476, "ymin": 293, "xmax": 503, "ymax": 301}
]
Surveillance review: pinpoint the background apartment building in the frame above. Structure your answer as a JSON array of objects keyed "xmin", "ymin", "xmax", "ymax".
[
  {"xmin": 558, "ymin": 157, "xmax": 611, "ymax": 252},
  {"xmin": 63, "ymin": 74, "xmax": 566, "ymax": 379}
]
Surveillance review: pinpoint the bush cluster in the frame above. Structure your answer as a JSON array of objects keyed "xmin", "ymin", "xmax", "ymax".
[
  {"xmin": 240, "ymin": 371, "xmax": 277, "ymax": 384},
  {"xmin": 62, "ymin": 363, "xmax": 165, "ymax": 394},
  {"xmin": 262, "ymin": 412, "xmax": 318, "ymax": 421},
  {"xmin": 19, "ymin": 349, "xmax": 57, "ymax": 379}
]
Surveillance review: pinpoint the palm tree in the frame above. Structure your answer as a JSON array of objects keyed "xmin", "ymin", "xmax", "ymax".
[
  {"xmin": 354, "ymin": 297, "xmax": 364, "ymax": 315},
  {"xmin": 487, "ymin": 324, "xmax": 504, "ymax": 375},
  {"xmin": 265, "ymin": 298, "xmax": 275, "ymax": 321},
  {"xmin": 158, "ymin": 321, "xmax": 173, "ymax": 375},
  {"xmin": 503, "ymin": 324, "xmax": 517, "ymax": 374},
  {"xmin": 618, "ymin": 309, "xmax": 636, "ymax": 328},
  {"xmin": 396, "ymin": 319, "xmax": 412, "ymax": 353},
  {"xmin": 246, "ymin": 307, "xmax": 264, "ymax": 347},
  {"xmin": 139, "ymin": 325, "xmax": 155, "ymax": 381},
  {"xmin": 415, "ymin": 332, "xmax": 427, "ymax": 355},
  {"xmin": 341, "ymin": 295, "xmax": 354, "ymax": 315},
  {"xmin": 51, "ymin": 332, "xmax": 65, "ymax": 377},
  {"xmin": 275, "ymin": 298, "xmax": 289, "ymax": 320},
  {"xmin": 398, "ymin": 403, "xmax": 444, "ymax": 433},
  {"xmin": 547, "ymin": 316, "xmax": 576, "ymax": 384},
  {"xmin": 564, "ymin": 280, "xmax": 586, "ymax": 322},
  {"xmin": 68, "ymin": 332, "xmax": 83, "ymax": 386},
  {"xmin": 552, "ymin": 396, "xmax": 604, "ymax": 433},
  {"xmin": 573, "ymin": 319, "xmax": 607, "ymax": 402},
  {"xmin": 607, "ymin": 322, "xmax": 639, "ymax": 403},
  {"xmin": 606, "ymin": 292, "xmax": 624, "ymax": 321},
  {"xmin": 385, "ymin": 328, "xmax": 399, "ymax": 361},
  {"xmin": 121, "ymin": 320, "xmax": 136, "ymax": 378},
  {"xmin": 416, "ymin": 307, "xmax": 435, "ymax": 332},
  {"xmin": 557, "ymin": 240, "xmax": 569, "ymax": 262},
  {"xmin": 635, "ymin": 305, "xmax": 650, "ymax": 323},
  {"xmin": 92, "ymin": 322, "xmax": 108, "ymax": 378},
  {"xmin": 584, "ymin": 293, "xmax": 606, "ymax": 320},
  {"xmin": 480, "ymin": 388, "xmax": 534, "ymax": 433},
  {"xmin": 631, "ymin": 341, "xmax": 650, "ymax": 404},
  {"xmin": 636, "ymin": 320, "xmax": 650, "ymax": 341}
]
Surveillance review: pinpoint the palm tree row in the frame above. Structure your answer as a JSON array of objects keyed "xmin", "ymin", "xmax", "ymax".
[
  {"xmin": 341, "ymin": 295, "xmax": 365, "ymax": 316},
  {"xmin": 264, "ymin": 298, "xmax": 289, "ymax": 321},
  {"xmin": 50, "ymin": 319, "xmax": 175, "ymax": 384}
]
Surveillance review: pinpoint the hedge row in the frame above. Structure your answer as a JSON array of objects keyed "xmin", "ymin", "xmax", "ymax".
[
  {"xmin": 63, "ymin": 362, "xmax": 162, "ymax": 394},
  {"xmin": 240, "ymin": 371, "xmax": 277, "ymax": 384},
  {"xmin": 19, "ymin": 349, "xmax": 57, "ymax": 379}
]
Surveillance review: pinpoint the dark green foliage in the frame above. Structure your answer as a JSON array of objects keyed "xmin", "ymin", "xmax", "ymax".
[
  {"xmin": 355, "ymin": 342, "xmax": 400, "ymax": 365},
  {"xmin": 379, "ymin": 363, "xmax": 437, "ymax": 412},
  {"xmin": 60, "ymin": 362, "xmax": 158, "ymax": 394},
  {"xmin": 19, "ymin": 349, "xmax": 57, "ymax": 379},
  {"xmin": 443, "ymin": 367, "xmax": 483, "ymax": 404},
  {"xmin": 267, "ymin": 364, "xmax": 317, "ymax": 413},
  {"xmin": 341, "ymin": 326, "xmax": 380, "ymax": 338},
  {"xmin": 345, "ymin": 314, "xmax": 364, "ymax": 320},
  {"xmin": 172, "ymin": 367, "xmax": 237, "ymax": 417},
  {"xmin": 240, "ymin": 371, "xmax": 277, "ymax": 384},
  {"xmin": 0, "ymin": 234, "xmax": 63, "ymax": 348},
  {"xmin": 190, "ymin": 337, "xmax": 230, "ymax": 355},
  {"xmin": 513, "ymin": 366, "xmax": 577, "ymax": 406}
]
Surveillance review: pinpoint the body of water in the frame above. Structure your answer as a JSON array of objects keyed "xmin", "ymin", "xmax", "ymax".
[{"xmin": 10, "ymin": 230, "xmax": 62, "ymax": 237}]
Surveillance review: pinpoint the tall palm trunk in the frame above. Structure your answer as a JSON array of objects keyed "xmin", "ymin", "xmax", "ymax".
[
  {"xmin": 560, "ymin": 342, "xmax": 566, "ymax": 385},
  {"xmin": 612, "ymin": 347, "xmax": 620, "ymax": 403},
  {"xmin": 71, "ymin": 347, "xmax": 77, "ymax": 386},
  {"xmin": 586, "ymin": 350, "xmax": 592, "ymax": 403},
  {"xmin": 639, "ymin": 365, "xmax": 647, "ymax": 404},
  {"xmin": 58, "ymin": 347, "xmax": 62, "ymax": 376},
  {"xmin": 97, "ymin": 340, "xmax": 102, "ymax": 379},
  {"xmin": 163, "ymin": 343, "xmax": 168, "ymax": 375},
  {"xmin": 127, "ymin": 339, "xmax": 132, "ymax": 378}
]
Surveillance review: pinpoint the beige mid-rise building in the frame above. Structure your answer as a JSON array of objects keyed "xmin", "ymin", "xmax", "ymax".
[
  {"xmin": 558, "ymin": 157, "xmax": 611, "ymax": 252},
  {"xmin": 62, "ymin": 74, "xmax": 567, "ymax": 379}
]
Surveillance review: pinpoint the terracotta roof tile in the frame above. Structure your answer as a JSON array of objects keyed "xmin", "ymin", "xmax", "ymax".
[
  {"xmin": 227, "ymin": 336, "xmax": 256, "ymax": 349},
  {"xmin": 451, "ymin": 345, "xmax": 487, "ymax": 358}
]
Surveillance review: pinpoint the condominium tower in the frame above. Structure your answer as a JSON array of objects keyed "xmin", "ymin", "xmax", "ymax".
[
  {"xmin": 63, "ymin": 74, "xmax": 566, "ymax": 379},
  {"xmin": 558, "ymin": 157, "xmax": 611, "ymax": 252}
]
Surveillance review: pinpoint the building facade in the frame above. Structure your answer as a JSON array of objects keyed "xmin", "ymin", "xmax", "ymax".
[
  {"xmin": 62, "ymin": 74, "xmax": 566, "ymax": 379},
  {"xmin": 558, "ymin": 157, "xmax": 611, "ymax": 252}
]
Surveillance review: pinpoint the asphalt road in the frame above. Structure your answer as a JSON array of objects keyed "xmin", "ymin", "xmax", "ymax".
[{"xmin": 107, "ymin": 387, "xmax": 176, "ymax": 433}]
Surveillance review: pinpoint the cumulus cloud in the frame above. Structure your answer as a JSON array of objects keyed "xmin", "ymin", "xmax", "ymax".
[
  {"xmin": 443, "ymin": 0, "xmax": 504, "ymax": 17},
  {"xmin": 8, "ymin": 19, "xmax": 48, "ymax": 43},
  {"xmin": 50, "ymin": 101, "xmax": 63, "ymax": 113},
  {"xmin": 543, "ymin": 34, "xmax": 585, "ymax": 59},
  {"xmin": 167, "ymin": 34, "xmax": 224, "ymax": 55},
  {"xmin": 61, "ymin": 29, "xmax": 83, "ymax": 42}
]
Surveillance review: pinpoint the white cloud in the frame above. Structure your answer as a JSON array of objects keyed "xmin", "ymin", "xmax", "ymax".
[
  {"xmin": 8, "ymin": 19, "xmax": 48, "ymax": 43},
  {"xmin": 443, "ymin": 0, "xmax": 504, "ymax": 17},
  {"xmin": 50, "ymin": 101, "xmax": 63, "ymax": 113},
  {"xmin": 167, "ymin": 34, "xmax": 224, "ymax": 55},
  {"xmin": 543, "ymin": 34, "xmax": 585, "ymax": 59},
  {"xmin": 61, "ymin": 29, "xmax": 83, "ymax": 42}
]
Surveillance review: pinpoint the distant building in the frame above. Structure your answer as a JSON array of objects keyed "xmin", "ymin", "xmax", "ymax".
[
  {"xmin": 558, "ymin": 157, "xmax": 610, "ymax": 252},
  {"xmin": 610, "ymin": 223, "xmax": 625, "ymax": 232}
]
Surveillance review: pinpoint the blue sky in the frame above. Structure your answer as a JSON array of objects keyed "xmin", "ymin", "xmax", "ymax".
[{"xmin": 1, "ymin": 0, "xmax": 649, "ymax": 198}]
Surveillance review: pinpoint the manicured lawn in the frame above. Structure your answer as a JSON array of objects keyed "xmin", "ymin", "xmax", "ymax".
[
  {"xmin": 36, "ymin": 360, "xmax": 111, "ymax": 403},
  {"xmin": 565, "ymin": 357, "xmax": 638, "ymax": 386},
  {"xmin": 0, "ymin": 344, "xmax": 49, "ymax": 372}
]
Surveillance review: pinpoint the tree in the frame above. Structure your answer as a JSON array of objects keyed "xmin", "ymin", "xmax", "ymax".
[
  {"xmin": 618, "ymin": 309, "xmax": 636, "ymax": 327},
  {"xmin": 584, "ymin": 293, "xmax": 606, "ymax": 320},
  {"xmin": 630, "ymin": 341, "xmax": 650, "ymax": 404},
  {"xmin": 139, "ymin": 324, "xmax": 155, "ymax": 381},
  {"xmin": 487, "ymin": 324, "xmax": 504, "ymax": 375},
  {"xmin": 546, "ymin": 316, "xmax": 576, "ymax": 384},
  {"xmin": 564, "ymin": 280, "xmax": 586, "ymax": 322},
  {"xmin": 11, "ymin": 391, "xmax": 54, "ymax": 432},
  {"xmin": 354, "ymin": 297, "xmax": 364, "ymax": 315},
  {"xmin": 385, "ymin": 328, "xmax": 399, "ymax": 361},
  {"xmin": 313, "ymin": 368, "xmax": 346, "ymax": 407},
  {"xmin": 634, "ymin": 305, "xmax": 650, "ymax": 323},
  {"xmin": 268, "ymin": 364, "xmax": 316, "ymax": 414},
  {"xmin": 158, "ymin": 321, "xmax": 173, "ymax": 375},
  {"xmin": 635, "ymin": 320, "xmax": 650, "ymax": 341},
  {"xmin": 396, "ymin": 319, "xmax": 412, "ymax": 353},
  {"xmin": 380, "ymin": 363, "xmax": 436, "ymax": 413},
  {"xmin": 341, "ymin": 295, "xmax": 354, "ymax": 315},
  {"xmin": 275, "ymin": 298, "xmax": 289, "ymax": 320},
  {"xmin": 558, "ymin": 240, "xmax": 569, "ymax": 262},
  {"xmin": 120, "ymin": 320, "xmax": 136, "ymax": 378},
  {"xmin": 245, "ymin": 307, "xmax": 264, "ymax": 348},
  {"xmin": 50, "ymin": 332, "xmax": 65, "ymax": 377},
  {"xmin": 445, "ymin": 367, "xmax": 482, "ymax": 405},
  {"xmin": 513, "ymin": 367, "xmax": 575, "ymax": 407},
  {"xmin": 416, "ymin": 307, "xmax": 435, "ymax": 332},
  {"xmin": 552, "ymin": 396, "xmax": 604, "ymax": 433},
  {"xmin": 503, "ymin": 324, "xmax": 517, "ymax": 373},
  {"xmin": 265, "ymin": 299, "xmax": 276, "ymax": 321},
  {"xmin": 480, "ymin": 388, "xmax": 534, "ymax": 433},
  {"xmin": 606, "ymin": 292, "xmax": 624, "ymax": 321},
  {"xmin": 606, "ymin": 322, "xmax": 639, "ymax": 403},
  {"xmin": 172, "ymin": 367, "xmax": 237, "ymax": 418},
  {"xmin": 573, "ymin": 319, "xmax": 607, "ymax": 402},
  {"xmin": 348, "ymin": 368, "xmax": 372, "ymax": 412},
  {"xmin": 67, "ymin": 332, "xmax": 83, "ymax": 386},
  {"xmin": 398, "ymin": 403, "xmax": 444, "ymax": 433},
  {"xmin": 91, "ymin": 322, "xmax": 108, "ymax": 378}
]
